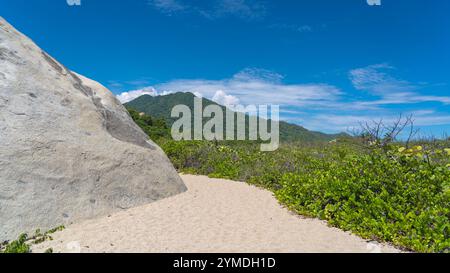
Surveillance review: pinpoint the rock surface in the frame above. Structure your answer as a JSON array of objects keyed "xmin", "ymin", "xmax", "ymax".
[{"xmin": 0, "ymin": 17, "xmax": 187, "ymax": 241}]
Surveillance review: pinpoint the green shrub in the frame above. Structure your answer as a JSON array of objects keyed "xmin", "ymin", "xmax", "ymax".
[
  {"xmin": 0, "ymin": 226, "xmax": 65, "ymax": 254},
  {"xmin": 276, "ymin": 151, "xmax": 449, "ymax": 252},
  {"xmin": 2, "ymin": 234, "xmax": 30, "ymax": 253},
  {"xmin": 158, "ymin": 139, "xmax": 449, "ymax": 252},
  {"xmin": 127, "ymin": 107, "xmax": 171, "ymax": 140}
]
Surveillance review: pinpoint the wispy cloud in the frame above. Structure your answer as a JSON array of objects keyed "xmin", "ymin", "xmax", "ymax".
[
  {"xmin": 359, "ymin": 93, "xmax": 450, "ymax": 106},
  {"xmin": 125, "ymin": 78, "xmax": 153, "ymax": 88},
  {"xmin": 349, "ymin": 63, "xmax": 450, "ymax": 105},
  {"xmin": 107, "ymin": 77, "xmax": 154, "ymax": 93},
  {"xmin": 152, "ymin": 68, "xmax": 342, "ymax": 107},
  {"xmin": 287, "ymin": 111, "xmax": 450, "ymax": 134},
  {"xmin": 212, "ymin": 90, "xmax": 241, "ymax": 108},
  {"xmin": 148, "ymin": 0, "xmax": 267, "ymax": 20},
  {"xmin": 107, "ymin": 80, "xmax": 124, "ymax": 90},
  {"xmin": 116, "ymin": 68, "xmax": 342, "ymax": 107},
  {"xmin": 148, "ymin": 0, "xmax": 187, "ymax": 15},
  {"xmin": 349, "ymin": 63, "xmax": 415, "ymax": 95},
  {"xmin": 116, "ymin": 87, "xmax": 159, "ymax": 103},
  {"xmin": 212, "ymin": 0, "xmax": 267, "ymax": 20}
]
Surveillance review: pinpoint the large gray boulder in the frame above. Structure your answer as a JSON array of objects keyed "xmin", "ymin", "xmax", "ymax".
[{"xmin": 0, "ymin": 17, "xmax": 187, "ymax": 241}]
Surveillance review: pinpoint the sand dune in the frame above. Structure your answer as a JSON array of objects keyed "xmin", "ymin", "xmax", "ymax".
[{"xmin": 32, "ymin": 175, "xmax": 400, "ymax": 253}]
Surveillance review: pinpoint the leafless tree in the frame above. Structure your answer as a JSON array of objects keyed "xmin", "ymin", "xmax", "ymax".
[{"xmin": 351, "ymin": 114, "xmax": 419, "ymax": 151}]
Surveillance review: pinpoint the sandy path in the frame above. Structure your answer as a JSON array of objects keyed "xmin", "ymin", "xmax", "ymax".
[{"xmin": 32, "ymin": 175, "xmax": 400, "ymax": 253}]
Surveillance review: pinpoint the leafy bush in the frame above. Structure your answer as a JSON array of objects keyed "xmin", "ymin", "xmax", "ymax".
[
  {"xmin": 1, "ymin": 234, "xmax": 30, "ymax": 253},
  {"xmin": 127, "ymin": 107, "xmax": 171, "ymax": 140},
  {"xmin": 158, "ymin": 139, "xmax": 450, "ymax": 252},
  {"xmin": 276, "ymin": 149, "xmax": 449, "ymax": 252},
  {"xmin": 0, "ymin": 226, "xmax": 65, "ymax": 254}
]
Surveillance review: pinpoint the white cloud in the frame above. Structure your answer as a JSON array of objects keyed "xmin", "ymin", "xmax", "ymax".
[
  {"xmin": 213, "ymin": 0, "xmax": 267, "ymax": 20},
  {"xmin": 349, "ymin": 63, "xmax": 414, "ymax": 94},
  {"xmin": 212, "ymin": 90, "xmax": 240, "ymax": 108},
  {"xmin": 148, "ymin": 0, "xmax": 187, "ymax": 14},
  {"xmin": 297, "ymin": 25, "xmax": 313, "ymax": 32},
  {"xmin": 152, "ymin": 68, "xmax": 342, "ymax": 107},
  {"xmin": 359, "ymin": 93, "xmax": 450, "ymax": 106},
  {"xmin": 116, "ymin": 87, "xmax": 158, "ymax": 103},
  {"xmin": 107, "ymin": 81, "xmax": 124, "ymax": 90},
  {"xmin": 349, "ymin": 64, "xmax": 450, "ymax": 105},
  {"xmin": 288, "ymin": 111, "xmax": 450, "ymax": 134},
  {"xmin": 115, "ymin": 68, "xmax": 384, "ymax": 112},
  {"xmin": 233, "ymin": 67, "xmax": 284, "ymax": 82},
  {"xmin": 148, "ymin": 0, "xmax": 266, "ymax": 20}
]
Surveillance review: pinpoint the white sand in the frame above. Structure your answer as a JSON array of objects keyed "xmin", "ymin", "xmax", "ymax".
[{"xmin": 32, "ymin": 175, "xmax": 400, "ymax": 253}]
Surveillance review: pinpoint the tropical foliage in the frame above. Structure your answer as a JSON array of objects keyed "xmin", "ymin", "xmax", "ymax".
[
  {"xmin": 0, "ymin": 226, "xmax": 64, "ymax": 254},
  {"xmin": 129, "ymin": 108, "xmax": 450, "ymax": 253}
]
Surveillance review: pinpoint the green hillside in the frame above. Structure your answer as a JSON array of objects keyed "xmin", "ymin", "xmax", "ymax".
[{"xmin": 125, "ymin": 92, "xmax": 346, "ymax": 142}]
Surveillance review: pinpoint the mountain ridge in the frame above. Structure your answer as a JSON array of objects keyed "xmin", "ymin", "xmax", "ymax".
[{"xmin": 125, "ymin": 92, "xmax": 347, "ymax": 142}]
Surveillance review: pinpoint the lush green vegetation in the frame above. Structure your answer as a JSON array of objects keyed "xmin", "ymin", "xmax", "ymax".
[
  {"xmin": 161, "ymin": 140, "xmax": 449, "ymax": 252},
  {"xmin": 129, "ymin": 108, "xmax": 450, "ymax": 253},
  {"xmin": 0, "ymin": 226, "xmax": 64, "ymax": 254},
  {"xmin": 1, "ymin": 234, "xmax": 30, "ymax": 253},
  {"xmin": 127, "ymin": 107, "xmax": 171, "ymax": 140}
]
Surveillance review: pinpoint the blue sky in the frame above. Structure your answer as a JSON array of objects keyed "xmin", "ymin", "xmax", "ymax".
[{"xmin": 1, "ymin": 0, "xmax": 449, "ymax": 136}]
